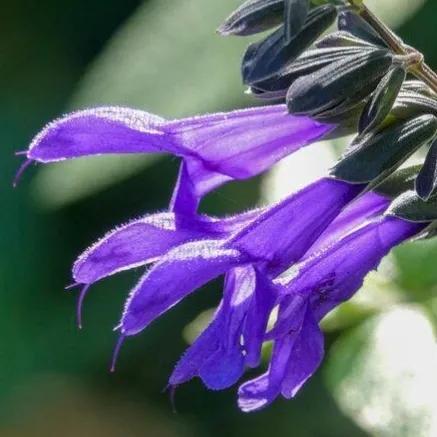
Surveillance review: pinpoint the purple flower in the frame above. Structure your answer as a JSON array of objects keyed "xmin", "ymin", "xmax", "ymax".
[
  {"xmin": 73, "ymin": 177, "xmax": 361, "ymax": 333},
  {"xmin": 69, "ymin": 176, "xmax": 363, "ymax": 379},
  {"xmin": 238, "ymin": 213, "xmax": 424, "ymax": 412},
  {"xmin": 19, "ymin": 100, "xmax": 425, "ymax": 413},
  {"xmin": 113, "ymin": 177, "xmax": 363, "ymax": 386},
  {"xmin": 164, "ymin": 189, "xmax": 391, "ymax": 393},
  {"xmin": 20, "ymin": 105, "xmax": 333, "ymax": 214}
]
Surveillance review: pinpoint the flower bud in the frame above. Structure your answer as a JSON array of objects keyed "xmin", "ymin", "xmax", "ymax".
[
  {"xmin": 218, "ymin": 0, "xmax": 284, "ymax": 37},
  {"xmin": 242, "ymin": 4, "xmax": 337, "ymax": 84},
  {"xmin": 284, "ymin": 0, "xmax": 310, "ymax": 44},
  {"xmin": 391, "ymin": 90, "xmax": 437, "ymax": 121},
  {"xmin": 251, "ymin": 45, "xmax": 371, "ymax": 100},
  {"xmin": 338, "ymin": 9, "xmax": 386, "ymax": 47},
  {"xmin": 315, "ymin": 30, "xmax": 376, "ymax": 49},
  {"xmin": 287, "ymin": 49, "xmax": 393, "ymax": 115}
]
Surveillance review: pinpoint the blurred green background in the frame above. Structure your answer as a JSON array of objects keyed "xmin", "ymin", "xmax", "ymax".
[{"xmin": 2, "ymin": 0, "xmax": 437, "ymax": 436}]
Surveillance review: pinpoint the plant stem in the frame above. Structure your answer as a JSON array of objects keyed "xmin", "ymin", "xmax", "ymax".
[{"xmin": 348, "ymin": 0, "xmax": 437, "ymax": 94}]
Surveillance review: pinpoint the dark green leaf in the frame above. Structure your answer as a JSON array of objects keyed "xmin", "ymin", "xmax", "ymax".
[
  {"xmin": 359, "ymin": 65, "xmax": 406, "ymax": 135},
  {"xmin": 284, "ymin": 0, "xmax": 310, "ymax": 44},
  {"xmin": 217, "ymin": 0, "xmax": 284, "ymax": 36},
  {"xmin": 287, "ymin": 49, "xmax": 393, "ymax": 115},
  {"xmin": 331, "ymin": 115, "xmax": 437, "ymax": 184},
  {"xmin": 416, "ymin": 138, "xmax": 437, "ymax": 200},
  {"xmin": 326, "ymin": 307, "xmax": 437, "ymax": 437},
  {"xmin": 242, "ymin": 4, "xmax": 337, "ymax": 84}
]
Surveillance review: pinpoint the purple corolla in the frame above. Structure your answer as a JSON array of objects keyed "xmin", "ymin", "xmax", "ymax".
[
  {"xmin": 20, "ymin": 105, "xmax": 333, "ymax": 214},
  {"xmin": 18, "ymin": 102, "xmax": 426, "ymax": 412}
]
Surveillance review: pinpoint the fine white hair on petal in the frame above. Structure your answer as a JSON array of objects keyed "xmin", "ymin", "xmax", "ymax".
[{"xmin": 27, "ymin": 106, "xmax": 167, "ymax": 156}]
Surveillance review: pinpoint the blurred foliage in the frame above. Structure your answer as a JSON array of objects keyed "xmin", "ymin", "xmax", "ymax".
[
  {"xmin": 1, "ymin": 0, "xmax": 437, "ymax": 436},
  {"xmin": 31, "ymin": 0, "xmax": 255, "ymax": 208},
  {"xmin": 326, "ymin": 306, "xmax": 437, "ymax": 437}
]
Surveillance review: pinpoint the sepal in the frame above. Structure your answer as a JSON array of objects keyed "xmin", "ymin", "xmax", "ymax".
[
  {"xmin": 358, "ymin": 65, "xmax": 406, "ymax": 135},
  {"xmin": 391, "ymin": 91, "xmax": 437, "ymax": 121},
  {"xmin": 315, "ymin": 30, "xmax": 376, "ymax": 48},
  {"xmin": 374, "ymin": 165, "xmax": 420, "ymax": 198},
  {"xmin": 337, "ymin": 9, "xmax": 386, "ymax": 47},
  {"xmin": 218, "ymin": 0, "xmax": 284, "ymax": 37},
  {"xmin": 284, "ymin": 0, "xmax": 310, "ymax": 44},
  {"xmin": 242, "ymin": 4, "xmax": 337, "ymax": 84},
  {"xmin": 386, "ymin": 190, "xmax": 437, "ymax": 223},
  {"xmin": 287, "ymin": 49, "xmax": 393, "ymax": 115},
  {"xmin": 331, "ymin": 115, "xmax": 437, "ymax": 185},
  {"xmin": 251, "ymin": 45, "xmax": 371, "ymax": 100},
  {"xmin": 416, "ymin": 138, "xmax": 437, "ymax": 200}
]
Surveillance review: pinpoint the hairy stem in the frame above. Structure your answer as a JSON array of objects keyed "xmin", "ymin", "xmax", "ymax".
[{"xmin": 348, "ymin": 0, "xmax": 437, "ymax": 94}]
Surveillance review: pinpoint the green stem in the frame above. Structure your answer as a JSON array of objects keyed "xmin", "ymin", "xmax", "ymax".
[{"xmin": 348, "ymin": 0, "xmax": 437, "ymax": 94}]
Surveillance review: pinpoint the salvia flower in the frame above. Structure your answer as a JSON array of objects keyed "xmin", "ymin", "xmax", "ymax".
[
  {"xmin": 20, "ymin": 105, "xmax": 332, "ymax": 214},
  {"xmin": 68, "ymin": 176, "xmax": 362, "ymax": 334},
  {"xmin": 17, "ymin": 0, "xmax": 437, "ymax": 414},
  {"xmin": 119, "ymin": 177, "xmax": 363, "ymax": 337},
  {"xmin": 238, "ymin": 212, "xmax": 425, "ymax": 412}
]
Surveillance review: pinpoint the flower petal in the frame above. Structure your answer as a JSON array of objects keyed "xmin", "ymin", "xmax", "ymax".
[
  {"xmin": 199, "ymin": 348, "xmax": 246, "ymax": 390},
  {"xmin": 169, "ymin": 266, "xmax": 257, "ymax": 389},
  {"xmin": 275, "ymin": 216, "xmax": 423, "ymax": 334},
  {"xmin": 199, "ymin": 267, "xmax": 257, "ymax": 389},
  {"xmin": 27, "ymin": 107, "xmax": 177, "ymax": 163},
  {"xmin": 170, "ymin": 160, "xmax": 232, "ymax": 214},
  {"xmin": 243, "ymin": 269, "xmax": 278, "ymax": 367},
  {"xmin": 229, "ymin": 178, "xmax": 364, "ymax": 273},
  {"xmin": 73, "ymin": 210, "xmax": 261, "ymax": 285},
  {"xmin": 280, "ymin": 307, "xmax": 324, "ymax": 399},
  {"xmin": 169, "ymin": 308, "xmax": 223, "ymax": 386},
  {"xmin": 306, "ymin": 191, "xmax": 390, "ymax": 256},
  {"xmin": 120, "ymin": 240, "xmax": 245, "ymax": 336},
  {"xmin": 238, "ymin": 299, "xmax": 306, "ymax": 412},
  {"xmin": 26, "ymin": 105, "xmax": 333, "ymax": 215},
  {"xmin": 27, "ymin": 105, "xmax": 332, "ymax": 169},
  {"xmin": 166, "ymin": 105, "xmax": 334, "ymax": 180}
]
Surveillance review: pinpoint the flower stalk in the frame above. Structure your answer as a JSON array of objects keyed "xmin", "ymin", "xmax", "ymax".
[{"xmin": 348, "ymin": 0, "xmax": 437, "ymax": 93}]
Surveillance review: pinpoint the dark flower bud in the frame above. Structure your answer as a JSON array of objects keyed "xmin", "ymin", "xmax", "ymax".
[
  {"xmin": 331, "ymin": 114, "xmax": 437, "ymax": 185},
  {"xmin": 218, "ymin": 0, "xmax": 284, "ymax": 37},
  {"xmin": 387, "ymin": 189, "xmax": 437, "ymax": 223},
  {"xmin": 251, "ymin": 45, "xmax": 371, "ymax": 100},
  {"xmin": 416, "ymin": 138, "xmax": 437, "ymax": 200},
  {"xmin": 287, "ymin": 49, "xmax": 393, "ymax": 115},
  {"xmin": 284, "ymin": 0, "xmax": 310, "ymax": 44},
  {"xmin": 315, "ymin": 58, "xmax": 395, "ymax": 124},
  {"xmin": 338, "ymin": 9, "xmax": 386, "ymax": 48},
  {"xmin": 315, "ymin": 30, "xmax": 377, "ymax": 49},
  {"xmin": 241, "ymin": 4, "xmax": 337, "ymax": 84},
  {"xmin": 391, "ymin": 91, "xmax": 437, "ymax": 121},
  {"xmin": 401, "ymin": 80, "xmax": 435, "ymax": 98},
  {"xmin": 358, "ymin": 65, "xmax": 406, "ymax": 135}
]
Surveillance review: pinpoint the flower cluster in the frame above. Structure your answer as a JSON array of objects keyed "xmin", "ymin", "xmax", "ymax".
[{"xmin": 17, "ymin": 0, "xmax": 437, "ymax": 412}]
